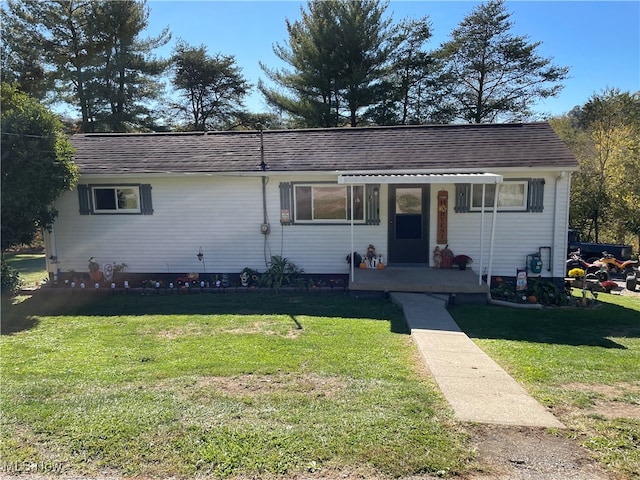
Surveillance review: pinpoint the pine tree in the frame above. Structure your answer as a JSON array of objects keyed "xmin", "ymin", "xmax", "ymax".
[{"xmin": 435, "ymin": 0, "xmax": 569, "ymax": 123}]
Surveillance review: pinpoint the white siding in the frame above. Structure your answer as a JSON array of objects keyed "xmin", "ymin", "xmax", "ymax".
[
  {"xmin": 49, "ymin": 174, "xmax": 388, "ymax": 276},
  {"xmin": 428, "ymin": 172, "xmax": 572, "ymax": 279},
  {"xmin": 49, "ymin": 170, "xmax": 571, "ymax": 279}
]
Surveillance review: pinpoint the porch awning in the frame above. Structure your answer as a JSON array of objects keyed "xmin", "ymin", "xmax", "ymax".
[
  {"xmin": 343, "ymin": 172, "xmax": 502, "ymax": 288},
  {"xmin": 338, "ymin": 173, "xmax": 503, "ymax": 184}
]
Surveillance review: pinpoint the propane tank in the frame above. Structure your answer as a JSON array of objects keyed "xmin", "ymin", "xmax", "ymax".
[{"xmin": 530, "ymin": 254, "xmax": 543, "ymax": 274}]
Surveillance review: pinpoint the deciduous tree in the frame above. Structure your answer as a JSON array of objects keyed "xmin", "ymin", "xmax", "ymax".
[
  {"xmin": 171, "ymin": 43, "xmax": 251, "ymax": 131},
  {"xmin": 1, "ymin": 83, "xmax": 78, "ymax": 250},
  {"xmin": 551, "ymin": 89, "xmax": 640, "ymax": 249}
]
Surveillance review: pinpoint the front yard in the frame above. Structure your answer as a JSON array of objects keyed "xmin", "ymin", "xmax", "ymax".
[
  {"xmin": 451, "ymin": 293, "xmax": 640, "ymax": 478},
  {"xmin": 0, "ymin": 292, "xmax": 468, "ymax": 478},
  {"xmin": 1, "ymin": 276, "xmax": 638, "ymax": 479}
]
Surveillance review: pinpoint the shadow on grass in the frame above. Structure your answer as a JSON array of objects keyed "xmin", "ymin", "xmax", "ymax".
[
  {"xmin": 450, "ymin": 302, "xmax": 640, "ymax": 349},
  {"xmin": 1, "ymin": 289, "xmax": 410, "ymax": 336}
]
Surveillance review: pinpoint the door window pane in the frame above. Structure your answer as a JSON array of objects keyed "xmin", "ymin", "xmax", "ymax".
[{"xmin": 396, "ymin": 188, "xmax": 422, "ymax": 214}]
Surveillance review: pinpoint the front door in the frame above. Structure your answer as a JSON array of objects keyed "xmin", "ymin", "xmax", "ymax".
[{"xmin": 388, "ymin": 185, "xmax": 430, "ymax": 264}]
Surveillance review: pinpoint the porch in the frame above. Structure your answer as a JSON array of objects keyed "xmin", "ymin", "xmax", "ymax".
[{"xmin": 349, "ymin": 266, "xmax": 489, "ymax": 294}]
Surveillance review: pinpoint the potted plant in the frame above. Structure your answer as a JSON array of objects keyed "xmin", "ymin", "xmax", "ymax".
[{"xmin": 452, "ymin": 255, "xmax": 473, "ymax": 270}]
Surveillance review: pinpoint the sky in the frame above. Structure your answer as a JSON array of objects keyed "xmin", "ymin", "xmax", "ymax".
[{"xmin": 146, "ymin": 0, "xmax": 640, "ymax": 118}]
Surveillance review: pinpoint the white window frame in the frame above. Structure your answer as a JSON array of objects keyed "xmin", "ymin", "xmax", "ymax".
[
  {"xmin": 471, "ymin": 181, "xmax": 528, "ymax": 212},
  {"xmin": 92, "ymin": 185, "xmax": 141, "ymax": 213},
  {"xmin": 293, "ymin": 183, "xmax": 365, "ymax": 223}
]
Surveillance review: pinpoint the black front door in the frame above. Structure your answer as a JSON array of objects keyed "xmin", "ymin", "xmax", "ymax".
[{"xmin": 388, "ymin": 185, "xmax": 430, "ymax": 264}]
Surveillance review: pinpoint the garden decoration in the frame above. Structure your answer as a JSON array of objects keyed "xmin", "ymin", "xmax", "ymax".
[
  {"xmin": 88, "ymin": 257, "xmax": 103, "ymax": 282},
  {"xmin": 452, "ymin": 255, "xmax": 473, "ymax": 270},
  {"xmin": 363, "ymin": 244, "xmax": 384, "ymax": 268},
  {"xmin": 346, "ymin": 252, "xmax": 362, "ymax": 266},
  {"xmin": 440, "ymin": 245, "xmax": 453, "ymax": 268},
  {"xmin": 433, "ymin": 246, "xmax": 442, "ymax": 268}
]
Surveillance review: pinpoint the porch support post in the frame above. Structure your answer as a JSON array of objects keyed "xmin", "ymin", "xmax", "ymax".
[
  {"xmin": 350, "ymin": 183, "xmax": 354, "ymax": 283},
  {"xmin": 479, "ymin": 185, "xmax": 486, "ymax": 285},
  {"xmin": 487, "ymin": 181, "xmax": 499, "ymax": 286}
]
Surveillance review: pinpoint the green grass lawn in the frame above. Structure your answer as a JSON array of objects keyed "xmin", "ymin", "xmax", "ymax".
[
  {"xmin": 450, "ymin": 293, "xmax": 640, "ymax": 479},
  {"xmin": 3, "ymin": 252, "xmax": 47, "ymax": 287},
  {"xmin": 2, "ymin": 254, "xmax": 639, "ymax": 479},
  {"xmin": 0, "ymin": 292, "xmax": 468, "ymax": 479}
]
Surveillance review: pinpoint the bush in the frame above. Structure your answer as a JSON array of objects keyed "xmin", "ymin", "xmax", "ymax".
[
  {"xmin": 260, "ymin": 256, "xmax": 303, "ymax": 292},
  {"xmin": 1, "ymin": 258, "xmax": 22, "ymax": 295},
  {"xmin": 491, "ymin": 277, "xmax": 570, "ymax": 306}
]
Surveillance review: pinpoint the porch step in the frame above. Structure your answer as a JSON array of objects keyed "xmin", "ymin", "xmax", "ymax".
[{"xmin": 349, "ymin": 266, "xmax": 489, "ymax": 295}]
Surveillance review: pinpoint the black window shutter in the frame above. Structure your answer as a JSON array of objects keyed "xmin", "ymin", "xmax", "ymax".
[
  {"xmin": 454, "ymin": 184, "xmax": 471, "ymax": 212},
  {"xmin": 78, "ymin": 184, "xmax": 91, "ymax": 215},
  {"xmin": 140, "ymin": 184, "xmax": 153, "ymax": 214},
  {"xmin": 527, "ymin": 178, "xmax": 545, "ymax": 212},
  {"xmin": 365, "ymin": 184, "xmax": 380, "ymax": 225},
  {"xmin": 279, "ymin": 182, "xmax": 293, "ymax": 224}
]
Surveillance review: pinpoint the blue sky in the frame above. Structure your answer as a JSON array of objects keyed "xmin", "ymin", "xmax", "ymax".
[{"xmin": 146, "ymin": 0, "xmax": 639, "ymax": 118}]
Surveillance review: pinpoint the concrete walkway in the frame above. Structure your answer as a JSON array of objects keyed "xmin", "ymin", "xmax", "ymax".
[{"xmin": 391, "ymin": 292, "xmax": 565, "ymax": 428}]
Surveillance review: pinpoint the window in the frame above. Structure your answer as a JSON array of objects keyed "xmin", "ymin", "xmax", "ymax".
[
  {"xmin": 455, "ymin": 179, "xmax": 545, "ymax": 213},
  {"xmin": 93, "ymin": 187, "xmax": 138, "ymax": 212},
  {"xmin": 294, "ymin": 184, "xmax": 364, "ymax": 223},
  {"xmin": 77, "ymin": 184, "xmax": 153, "ymax": 215},
  {"xmin": 471, "ymin": 181, "xmax": 528, "ymax": 211},
  {"xmin": 93, "ymin": 186, "xmax": 140, "ymax": 212}
]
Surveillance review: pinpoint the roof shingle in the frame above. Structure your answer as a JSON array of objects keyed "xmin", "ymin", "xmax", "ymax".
[{"xmin": 70, "ymin": 122, "xmax": 578, "ymax": 175}]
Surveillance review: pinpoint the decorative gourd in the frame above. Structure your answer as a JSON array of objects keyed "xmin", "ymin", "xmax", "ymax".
[
  {"xmin": 359, "ymin": 261, "xmax": 367, "ymax": 269},
  {"xmin": 527, "ymin": 295, "xmax": 537, "ymax": 304},
  {"xmin": 377, "ymin": 262, "xmax": 385, "ymax": 270}
]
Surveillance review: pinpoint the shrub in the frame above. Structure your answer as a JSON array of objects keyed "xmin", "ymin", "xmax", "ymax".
[
  {"xmin": 260, "ymin": 256, "xmax": 303, "ymax": 292},
  {"xmin": 1, "ymin": 258, "xmax": 21, "ymax": 295},
  {"xmin": 529, "ymin": 278, "xmax": 570, "ymax": 306},
  {"xmin": 491, "ymin": 278, "xmax": 570, "ymax": 306}
]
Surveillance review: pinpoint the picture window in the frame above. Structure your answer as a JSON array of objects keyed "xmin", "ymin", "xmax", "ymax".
[{"xmin": 294, "ymin": 184, "xmax": 364, "ymax": 223}]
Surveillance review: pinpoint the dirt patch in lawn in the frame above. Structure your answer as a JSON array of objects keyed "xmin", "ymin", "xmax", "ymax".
[
  {"xmin": 459, "ymin": 424, "xmax": 615, "ymax": 480},
  {"xmin": 587, "ymin": 401, "xmax": 640, "ymax": 419},
  {"xmin": 564, "ymin": 382, "xmax": 640, "ymax": 420},
  {"xmin": 198, "ymin": 372, "xmax": 345, "ymax": 397},
  {"xmin": 0, "ymin": 425, "xmax": 621, "ymax": 480}
]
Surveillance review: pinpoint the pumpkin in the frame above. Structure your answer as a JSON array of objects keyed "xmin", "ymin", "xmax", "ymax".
[
  {"xmin": 527, "ymin": 295, "xmax": 537, "ymax": 304},
  {"xmin": 359, "ymin": 262, "xmax": 367, "ymax": 269},
  {"xmin": 377, "ymin": 262, "xmax": 385, "ymax": 270}
]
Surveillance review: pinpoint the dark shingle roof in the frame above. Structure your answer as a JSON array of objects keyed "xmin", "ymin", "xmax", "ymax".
[{"xmin": 70, "ymin": 122, "xmax": 578, "ymax": 175}]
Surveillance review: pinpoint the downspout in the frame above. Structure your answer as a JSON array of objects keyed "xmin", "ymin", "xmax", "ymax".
[
  {"xmin": 45, "ymin": 225, "xmax": 59, "ymax": 283},
  {"xmin": 553, "ymin": 171, "xmax": 569, "ymax": 276},
  {"xmin": 259, "ymin": 126, "xmax": 268, "ymax": 227},
  {"xmin": 258, "ymin": 126, "xmax": 272, "ymax": 264}
]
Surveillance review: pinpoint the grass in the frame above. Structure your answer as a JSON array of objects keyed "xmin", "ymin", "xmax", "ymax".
[
  {"xmin": 3, "ymin": 254, "xmax": 639, "ymax": 478},
  {"xmin": 450, "ymin": 293, "xmax": 640, "ymax": 479},
  {"xmin": 2, "ymin": 252, "xmax": 47, "ymax": 288},
  {"xmin": 0, "ymin": 292, "xmax": 468, "ymax": 479}
]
